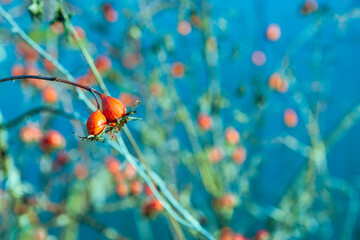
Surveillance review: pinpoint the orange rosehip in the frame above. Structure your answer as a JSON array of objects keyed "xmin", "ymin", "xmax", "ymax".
[
  {"xmin": 95, "ymin": 55, "xmax": 112, "ymax": 73},
  {"xmin": 124, "ymin": 163, "xmax": 137, "ymax": 179},
  {"xmin": 197, "ymin": 113, "xmax": 213, "ymax": 131},
  {"xmin": 233, "ymin": 234, "xmax": 248, "ymax": 240},
  {"xmin": 142, "ymin": 198, "xmax": 164, "ymax": 217},
  {"xmin": 130, "ymin": 180, "xmax": 143, "ymax": 196},
  {"xmin": 119, "ymin": 93, "xmax": 137, "ymax": 107},
  {"xmin": 86, "ymin": 109, "xmax": 107, "ymax": 136},
  {"xmin": 19, "ymin": 123, "xmax": 43, "ymax": 143},
  {"xmin": 144, "ymin": 183, "xmax": 158, "ymax": 196},
  {"xmin": 103, "ymin": 3, "xmax": 118, "ymax": 23},
  {"xmin": 43, "ymin": 59, "xmax": 56, "ymax": 73},
  {"xmin": 208, "ymin": 147, "xmax": 224, "ymax": 164},
  {"xmin": 171, "ymin": 61, "xmax": 185, "ymax": 78},
  {"xmin": 300, "ymin": 0, "xmax": 318, "ymax": 15},
  {"xmin": 40, "ymin": 130, "xmax": 66, "ymax": 152},
  {"xmin": 214, "ymin": 193, "xmax": 238, "ymax": 209},
  {"xmin": 105, "ymin": 156, "xmax": 121, "ymax": 175},
  {"xmin": 177, "ymin": 21, "xmax": 192, "ymax": 36},
  {"xmin": 72, "ymin": 26, "xmax": 86, "ymax": 40},
  {"xmin": 42, "ymin": 86, "xmax": 58, "ymax": 103},
  {"xmin": 55, "ymin": 151, "xmax": 69, "ymax": 168},
  {"xmin": 266, "ymin": 23, "xmax": 281, "ymax": 42},
  {"xmin": 50, "ymin": 22, "xmax": 64, "ymax": 34},
  {"xmin": 254, "ymin": 230, "xmax": 270, "ymax": 240},
  {"xmin": 116, "ymin": 181, "xmax": 129, "ymax": 197},
  {"xmin": 34, "ymin": 228, "xmax": 47, "ymax": 240},
  {"xmin": 232, "ymin": 146, "xmax": 247, "ymax": 164},
  {"xmin": 100, "ymin": 94, "xmax": 127, "ymax": 123},
  {"xmin": 268, "ymin": 73, "xmax": 288, "ymax": 93},
  {"xmin": 74, "ymin": 163, "xmax": 88, "ymax": 180},
  {"xmin": 11, "ymin": 64, "xmax": 25, "ymax": 76},
  {"xmin": 16, "ymin": 41, "xmax": 39, "ymax": 62},
  {"xmin": 219, "ymin": 227, "xmax": 234, "ymax": 240},
  {"xmin": 225, "ymin": 127, "xmax": 240, "ymax": 145},
  {"xmin": 284, "ymin": 108, "xmax": 298, "ymax": 128},
  {"xmin": 251, "ymin": 51, "xmax": 266, "ymax": 66}
]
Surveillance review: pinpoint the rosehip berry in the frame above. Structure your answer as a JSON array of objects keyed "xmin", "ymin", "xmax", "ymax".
[
  {"xmin": 225, "ymin": 127, "xmax": 240, "ymax": 145},
  {"xmin": 19, "ymin": 123, "xmax": 43, "ymax": 143},
  {"xmin": 197, "ymin": 113, "xmax": 213, "ymax": 131},
  {"xmin": 40, "ymin": 130, "xmax": 66, "ymax": 152},
  {"xmin": 74, "ymin": 163, "xmax": 88, "ymax": 180},
  {"xmin": 177, "ymin": 21, "xmax": 192, "ymax": 36},
  {"xmin": 95, "ymin": 55, "xmax": 112, "ymax": 73},
  {"xmin": 208, "ymin": 147, "xmax": 225, "ymax": 164},
  {"xmin": 254, "ymin": 229, "xmax": 270, "ymax": 240},
  {"xmin": 42, "ymin": 86, "xmax": 58, "ymax": 103},
  {"xmin": 266, "ymin": 24, "xmax": 281, "ymax": 42},
  {"xmin": 116, "ymin": 181, "xmax": 129, "ymax": 197},
  {"xmin": 171, "ymin": 61, "xmax": 185, "ymax": 78},
  {"xmin": 284, "ymin": 108, "xmax": 298, "ymax": 128},
  {"xmin": 232, "ymin": 146, "xmax": 247, "ymax": 164},
  {"xmin": 105, "ymin": 156, "xmax": 121, "ymax": 175},
  {"xmin": 130, "ymin": 180, "xmax": 144, "ymax": 196},
  {"xmin": 86, "ymin": 109, "xmax": 107, "ymax": 136},
  {"xmin": 100, "ymin": 94, "xmax": 127, "ymax": 123},
  {"xmin": 11, "ymin": 64, "xmax": 25, "ymax": 76}
]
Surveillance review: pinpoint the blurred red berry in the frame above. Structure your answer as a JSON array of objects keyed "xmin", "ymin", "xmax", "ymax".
[
  {"xmin": 95, "ymin": 55, "xmax": 112, "ymax": 73},
  {"xmin": 232, "ymin": 146, "xmax": 247, "ymax": 164},
  {"xmin": 42, "ymin": 86, "xmax": 58, "ymax": 103},
  {"xmin": 254, "ymin": 229, "xmax": 270, "ymax": 240},
  {"xmin": 11, "ymin": 64, "xmax": 25, "ymax": 76},
  {"xmin": 40, "ymin": 130, "xmax": 66, "ymax": 152},
  {"xmin": 284, "ymin": 108, "xmax": 298, "ymax": 128},
  {"xmin": 19, "ymin": 123, "xmax": 43, "ymax": 143},
  {"xmin": 74, "ymin": 163, "xmax": 88, "ymax": 180},
  {"xmin": 105, "ymin": 157, "xmax": 121, "ymax": 175},
  {"xmin": 119, "ymin": 93, "xmax": 137, "ymax": 107},
  {"xmin": 197, "ymin": 113, "xmax": 213, "ymax": 131},
  {"xmin": 116, "ymin": 181, "xmax": 129, "ymax": 197},
  {"xmin": 103, "ymin": 3, "xmax": 118, "ymax": 23},
  {"xmin": 225, "ymin": 127, "xmax": 240, "ymax": 145},
  {"xmin": 177, "ymin": 21, "xmax": 192, "ymax": 36},
  {"xmin": 130, "ymin": 180, "xmax": 144, "ymax": 196},
  {"xmin": 42, "ymin": 59, "xmax": 57, "ymax": 73},
  {"xmin": 171, "ymin": 61, "xmax": 185, "ymax": 78},
  {"xmin": 208, "ymin": 147, "xmax": 225, "ymax": 164},
  {"xmin": 266, "ymin": 24, "xmax": 281, "ymax": 42}
]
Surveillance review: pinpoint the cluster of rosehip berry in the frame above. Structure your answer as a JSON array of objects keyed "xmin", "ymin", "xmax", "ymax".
[{"xmin": 83, "ymin": 94, "xmax": 141, "ymax": 142}]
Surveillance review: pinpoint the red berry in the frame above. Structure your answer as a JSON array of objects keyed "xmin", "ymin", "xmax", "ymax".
[
  {"xmin": 40, "ymin": 130, "xmax": 66, "ymax": 152},
  {"xmin": 42, "ymin": 86, "xmax": 58, "ymax": 103},
  {"xmin": 100, "ymin": 94, "xmax": 127, "ymax": 123},
  {"xmin": 197, "ymin": 113, "xmax": 213, "ymax": 131},
  {"xmin": 284, "ymin": 108, "xmax": 298, "ymax": 128},
  {"xmin": 254, "ymin": 229, "xmax": 270, "ymax": 240},
  {"xmin": 86, "ymin": 109, "xmax": 107, "ymax": 136}
]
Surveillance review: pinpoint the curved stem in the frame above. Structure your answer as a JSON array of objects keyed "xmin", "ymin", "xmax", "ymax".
[{"xmin": 0, "ymin": 75, "xmax": 102, "ymax": 109}]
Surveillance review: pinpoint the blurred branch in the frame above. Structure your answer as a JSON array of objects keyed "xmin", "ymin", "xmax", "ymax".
[
  {"xmin": 324, "ymin": 103, "xmax": 360, "ymax": 150},
  {"xmin": 272, "ymin": 135, "xmax": 311, "ymax": 158},
  {"xmin": 0, "ymin": 106, "xmax": 82, "ymax": 129}
]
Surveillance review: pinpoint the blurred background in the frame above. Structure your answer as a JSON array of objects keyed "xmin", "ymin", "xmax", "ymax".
[{"xmin": 0, "ymin": 0, "xmax": 360, "ymax": 239}]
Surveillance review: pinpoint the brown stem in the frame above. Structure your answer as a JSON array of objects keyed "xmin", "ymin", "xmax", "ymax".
[{"xmin": 0, "ymin": 75, "xmax": 102, "ymax": 109}]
